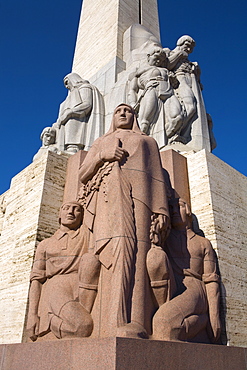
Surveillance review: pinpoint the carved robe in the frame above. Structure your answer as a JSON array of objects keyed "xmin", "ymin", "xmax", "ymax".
[{"xmin": 79, "ymin": 119, "xmax": 169, "ymax": 335}]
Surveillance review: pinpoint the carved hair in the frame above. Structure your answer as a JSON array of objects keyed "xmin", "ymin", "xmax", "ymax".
[
  {"xmin": 40, "ymin": 127, "xmax": 56, "ymax": 141},
  {"xmin": 176, "ymin": 35, "xmax": 195, "ymax": 48},
  {"xmin": 58, "ymin": 201, "xmax": 83, "ymax": 224},
  {"xmin": 147, "ymin": 46, "xmax": 167, "ymax": 59}
]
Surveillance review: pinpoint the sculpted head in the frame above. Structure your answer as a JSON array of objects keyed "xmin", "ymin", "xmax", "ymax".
[
  {"xmin": 169, "ymin": 198, "xmax": 192, "ymax": 230},
  {"xmin": 63, "ymin": 73, "xmax": 89, "ymax": 90},
  {"xmin": 113, "ymin": 104, "xmax": 135, "ymax": 130},
  {"xmin": 40, "ymin": 127, "xmax": 56, "ymax": 147},
  {"xmin": 176, "ymin": 35, "xmax": 195, "ymax": 54},
  {"xmin": 147, "ymin": 46, "xmax": 167, "ymax": 67},
  {"xmin": 59, "ymin": 201, "xmax": 83, "ymax": 230}
]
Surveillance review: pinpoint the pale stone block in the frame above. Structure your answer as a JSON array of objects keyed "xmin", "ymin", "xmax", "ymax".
[
  {"xmin": 0, "ymin": 151, "xmax": 68, "ymax": 344},
  {"xmin": 186, "ymin": 150, "xmax": 247, "ymax": 347},
  {"xmin": 72, "ymin": 0, "xmax": 160, "ymax": 80}
]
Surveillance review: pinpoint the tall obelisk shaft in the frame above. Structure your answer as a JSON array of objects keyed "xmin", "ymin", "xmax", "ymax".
[{"xmin": 72, "ymin": 0, "xmax": 160, "ymax": 80}]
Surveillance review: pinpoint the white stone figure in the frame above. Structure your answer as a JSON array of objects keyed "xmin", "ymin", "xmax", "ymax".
[
  {"xmin": 33, "ymin": 127, "xmax": 58, "ymax": 161},
  {"xmin": 127, "ymin": 46, "xmax": 184, "ymax": 149},
  {"xmin": 165, "ymin": 35, "xmax": 211, "ymax": 147},
  {"xmin": 53, "ymin": 73, "xmax": 104, "ymax": 153},
  {"xmin": 165, "ymin": 36, "xmax": 197, "ymax": 124}
]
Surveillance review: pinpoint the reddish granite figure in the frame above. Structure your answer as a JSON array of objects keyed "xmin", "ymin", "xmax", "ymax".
[
  {"xmin": 152, "ymin": 198, "xmax": 221, "ymax": 343},
  {"xmin": 78, "ymin": 104, "xmax": 170, "ymax": 338},
  {"xmin": 27, "ymin": 201, "xmax": 98, "ymax": 341}
]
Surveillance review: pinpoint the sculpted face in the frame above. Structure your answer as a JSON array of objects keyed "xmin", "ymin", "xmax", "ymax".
[
  {"xmin": 64, "ymin": 77, "xmax": 73, "ymax": 90},
  {"xmin": 170, "ymin": 199, "xmax": 188, "ymax": 229},
  {"xmin": 180, "ymin": 39, "xmax": 194, "ymax": 54},
  {"xmin": 42, "ymin": 130, "xmax": 55, "ymax": 146},
  {"xmin": 114, "ymin": 105, "xmax": 134, "ymax": 129},
  {"xmin": 60, "ymin": 202, "xmax": 82, "ymax": 229},
  {"xmin": 148, "ymin": 49, "xmax": 166, "ymax": 67}
]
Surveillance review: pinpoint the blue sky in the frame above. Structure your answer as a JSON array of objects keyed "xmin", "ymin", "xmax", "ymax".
[{"xmin": 0, "ymin": 0, "xmax": 246, "ymax": 195}]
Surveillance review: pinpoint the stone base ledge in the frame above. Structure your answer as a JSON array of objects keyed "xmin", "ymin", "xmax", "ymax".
[{"xmin": 0, "ymin": 337, "xmax": 246, "ymax": 370}]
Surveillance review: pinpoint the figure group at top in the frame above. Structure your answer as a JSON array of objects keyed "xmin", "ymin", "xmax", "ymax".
[
  {"xmin": 127, "ymin": 35, "xmax": 207, "ymax": 148},
  {"xmin": 33, "ymin": 34, "xmax": 216, "ymax": 160}
]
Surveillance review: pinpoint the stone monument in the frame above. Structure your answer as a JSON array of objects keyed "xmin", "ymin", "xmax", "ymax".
[{"xmin": 0, "ymin": 0, "xmax": 247, "ymax": 368}]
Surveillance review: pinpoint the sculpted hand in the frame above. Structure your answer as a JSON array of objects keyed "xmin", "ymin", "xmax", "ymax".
[
  {"xmin": 100, "ymin": 138, "xmax": 128, "ymax": 162},
  {"xmin": 27, "ymin": 313, "xmax": 40, "ymax": 342},
  {"xmin": 157, "ymin": 214, "xmax": 170, "ymax": 232}
]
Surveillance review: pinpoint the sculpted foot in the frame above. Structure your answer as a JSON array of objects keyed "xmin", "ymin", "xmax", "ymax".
[{"xmin": 116, "ymin": 322, "xmax": 148, "ymax": 339}]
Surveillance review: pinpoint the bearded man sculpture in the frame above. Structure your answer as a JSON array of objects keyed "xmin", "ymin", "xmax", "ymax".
[{"xmin": 78, "ymin": 104, "xmax": 170, "ymax": 338}]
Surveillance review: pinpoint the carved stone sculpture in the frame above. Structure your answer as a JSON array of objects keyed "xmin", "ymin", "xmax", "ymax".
[
  {"xmin": 78, "ymin": 104, "xmax": 170, "ymax": 338},
  {"xmin": 27, "ymin": 201, "xmax": 95, "ymax": 341},
  {"xmin": 33, "ymin": 127, "xmax": 58, "ymax": 161},
  {"xmin": 53, "ymin": 73, "xmax": 104, "ymax": 153},
  {"xmin": 152, "ymin": 198, "xmax": 221, "ymax": 343},
  {"xmin": 165, "ymin": 35, "xmax": 207, "ymax": 145},
  {"xmin": 127, "ymin": 46, "xmax": 184, "ymax": 149}
]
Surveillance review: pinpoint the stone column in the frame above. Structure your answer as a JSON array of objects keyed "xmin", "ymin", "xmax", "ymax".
[{"xmin": 72, "ymin": 0, "xmax": 160, "ymax": 81}]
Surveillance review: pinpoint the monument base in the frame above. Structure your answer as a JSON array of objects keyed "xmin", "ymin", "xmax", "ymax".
[{"xmin": 0, "ymin": 337, "xmax": 246, "ymax": 370}]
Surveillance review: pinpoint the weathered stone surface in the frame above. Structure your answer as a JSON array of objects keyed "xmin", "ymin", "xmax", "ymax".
[
  {"xmin": 0, "ymin": 151, "xmax": 68, "ymax": 344},
  {"xmin": 185, "ymin": 149, "xmax": 247, "ymax": 347},
  {"xmin": 0, "ymin": 337, "xmax": 246, "ymax": 370}
]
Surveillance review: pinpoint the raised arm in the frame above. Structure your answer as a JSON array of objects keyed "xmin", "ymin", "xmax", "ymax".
[{"xmin": 79, "ymin": 136, "xmax": 128, "ymax": 184}]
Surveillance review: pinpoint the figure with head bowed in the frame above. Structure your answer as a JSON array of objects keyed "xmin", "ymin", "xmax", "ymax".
[
  {"xmin": 152, "ymin": 198, "xmax": 221, "ymax": 343},
  {"xmin": 78, "ymin": 104, "xmax": 170, "ymax": 338},
  {"xmin": 53, "ymin": 73, "xmax": 104, "ymax": 153}
]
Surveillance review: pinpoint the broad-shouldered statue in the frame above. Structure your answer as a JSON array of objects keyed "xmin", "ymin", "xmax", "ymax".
[
  {"xmin": 165, "ymin": 36, "xmax": 204, "ymax": 143},
  {"xmin": 78, "ymin": 104, "xmax": 170, "ymax": 338},
  {"xmin": 152, "ymin": 198, "xmax": 221, "ymax": 344},
  {"xmin": 127, "ymin": 46, "xmax": 184, "ymax": 149},
  {"xmin": 53, "ymin": 73, "xmax": 104, "ymax": 153},
  {"xmin": 27, "ymin": 201, "xmax": 100, "ymax": 341}
]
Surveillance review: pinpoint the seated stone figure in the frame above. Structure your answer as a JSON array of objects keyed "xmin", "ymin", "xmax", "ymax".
[
  {"xmin": 27, "ymin": 201, "xmax": 100, "ymax": 341},
  {"xmin": 33, "ymin": 127, "xmax": 58, "ymax": 161},
  {"xmin": 127, "ymin": 46, "xmax": 184, "ymax": 149},
  {"xmin": 152, "ymin": 198, "xmax": 221, "ymax": 343}
]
